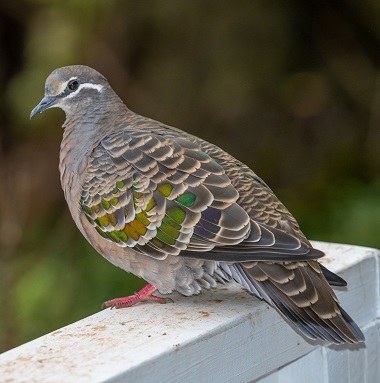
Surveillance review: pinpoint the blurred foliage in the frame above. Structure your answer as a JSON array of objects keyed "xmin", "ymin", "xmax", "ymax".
[{"xmin": 1, "ymin": 0, "xmax": 380, "ymax": 352}]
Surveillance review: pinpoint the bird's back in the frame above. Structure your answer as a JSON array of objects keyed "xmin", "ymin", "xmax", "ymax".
[{"xmin": 125, "ymin": 114, "xmax": 308, "ymax": 242}]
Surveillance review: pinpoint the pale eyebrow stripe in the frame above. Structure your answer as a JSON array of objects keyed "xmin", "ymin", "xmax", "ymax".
[{"xmin": 65, "ymin": 83, "xmax": 104, "ymax": 99}]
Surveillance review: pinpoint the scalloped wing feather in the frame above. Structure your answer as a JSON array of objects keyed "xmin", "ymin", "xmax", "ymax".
[{"xmin": 81, "ymin": 129, "xmax": 317, "ymax": 262}]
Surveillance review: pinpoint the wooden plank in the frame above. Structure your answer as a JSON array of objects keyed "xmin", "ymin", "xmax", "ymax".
[
  {"xmin": 260, "ymin": 320, "xmax": 378, "ymax": 383},
  {"xmin": 0, "ymin": 242, "xmax": 378, "ymax": 383},
  {"xmin": 276, "ymin": 347, "xmax": 328, "ymax": 382},
  {"xmin": 364, "ymin": 320, "xmax": 380, "ymax": 383}
]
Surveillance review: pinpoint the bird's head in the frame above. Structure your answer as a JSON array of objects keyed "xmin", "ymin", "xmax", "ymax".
[{"xmin": 30, "ymin": 65, "xmax": 110, "ymax": 119}]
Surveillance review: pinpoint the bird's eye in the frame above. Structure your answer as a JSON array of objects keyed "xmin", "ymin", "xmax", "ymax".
[{"xmin": 67, "ymin": 80, "xmax": 79, "ymax": 91}]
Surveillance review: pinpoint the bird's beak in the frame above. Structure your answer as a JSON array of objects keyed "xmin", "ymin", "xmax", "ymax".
[{"xmin": 30, "ymin": 96, "xmax": 56, "ymax": 119}]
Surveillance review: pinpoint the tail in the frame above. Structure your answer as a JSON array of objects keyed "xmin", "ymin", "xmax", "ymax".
[{"xmin": 220, "ymin": 261, "xmax": 364, "ymax": 344}]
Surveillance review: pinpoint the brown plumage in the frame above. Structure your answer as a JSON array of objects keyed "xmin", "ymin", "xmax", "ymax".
[{"xmin": 31, "ymin": 65, "xmax": 364, "ymax": 344}]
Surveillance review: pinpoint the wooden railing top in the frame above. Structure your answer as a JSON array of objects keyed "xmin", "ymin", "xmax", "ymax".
[{"xmin": 1, "ymin": 242, "xmax": 379, "ymax": 383}]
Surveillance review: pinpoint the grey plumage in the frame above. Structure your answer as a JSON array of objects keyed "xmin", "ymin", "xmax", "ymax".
[{"xmin": 31, "ymin": 65, "xmax": 364, "ymax": 344}]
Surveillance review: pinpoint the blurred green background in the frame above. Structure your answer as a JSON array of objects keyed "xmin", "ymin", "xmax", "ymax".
[{"xmin": 1, "ymin": 0, "xmax": 380, "ymax": 352}]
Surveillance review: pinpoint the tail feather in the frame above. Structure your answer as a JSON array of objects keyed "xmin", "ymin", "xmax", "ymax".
[
  {"xmin": 263, "ymin": 281, "xmax": 342, "ymax": 343},
  {"xmin": 319, "ymin": 264, "xmax": 347, "ymax": 286},
  {"xmin": 339, "ymin": 306, "xmax": 365, "ymax": 342},
  {"xmin": 228, "ymin": 262, "xmax": 364, "ymax": 344}
]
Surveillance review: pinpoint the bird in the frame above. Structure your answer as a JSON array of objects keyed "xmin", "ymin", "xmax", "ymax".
[{"xmin": 30, "ymin": 65, "xmax": 364, "ymax": 344}]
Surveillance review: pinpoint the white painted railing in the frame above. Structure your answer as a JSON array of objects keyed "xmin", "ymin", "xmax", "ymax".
[{"xmin": 1, "ymin": 242, "xmax": 379, "ymax": 383}]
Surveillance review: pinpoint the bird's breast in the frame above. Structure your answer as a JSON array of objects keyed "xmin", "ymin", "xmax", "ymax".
[{"xmin": 59, "ymin": 127, "xmax": 91, "ymax": 224}]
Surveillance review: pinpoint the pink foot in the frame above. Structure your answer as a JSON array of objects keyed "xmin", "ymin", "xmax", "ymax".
[{"xmin": 101, "ymin": 283, "xmax": 173, "ymax": 309}]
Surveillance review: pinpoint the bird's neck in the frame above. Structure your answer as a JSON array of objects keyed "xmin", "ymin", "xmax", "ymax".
[{"xmin": 63, "ymin": 91, "xmax": 129, "ymax": 136}]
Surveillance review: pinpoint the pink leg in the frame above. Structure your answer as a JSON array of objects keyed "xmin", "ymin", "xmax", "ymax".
[{"xmin": 102, "ymin": 283, "xmax": 173, "ymax": 309}]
